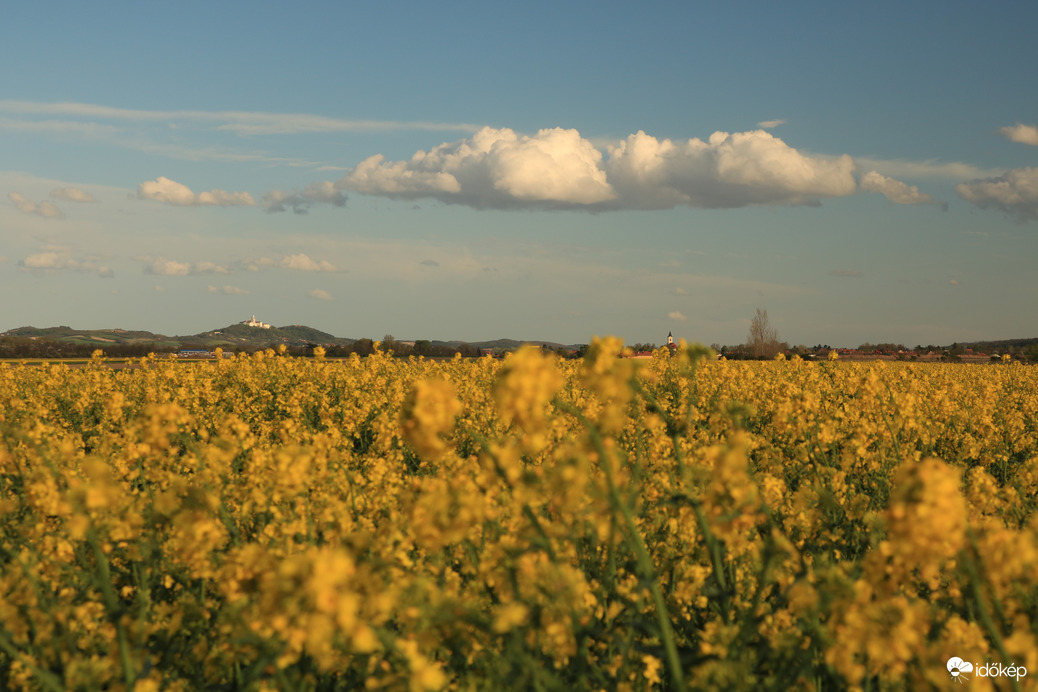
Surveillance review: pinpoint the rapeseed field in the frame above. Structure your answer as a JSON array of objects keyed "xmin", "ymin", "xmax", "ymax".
[{"xmin": 1, "ymin": 342, "xmax": 1036, "ymax": 690}]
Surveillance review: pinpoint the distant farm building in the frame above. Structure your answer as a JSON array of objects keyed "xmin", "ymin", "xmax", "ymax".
[{"xmin": 178, "ymin": 349, "xmax": 214, "ymax": 359}]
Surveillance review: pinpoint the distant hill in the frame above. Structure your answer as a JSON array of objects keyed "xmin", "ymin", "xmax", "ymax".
[
  {"xmin": 0, "ymin": 323, "xmax": 354, "ymax": 352},
  {"xmin": 954, "ymin": 337, "xmax": 1038, "ymax": 354},
  {"xmin": 184, "ymin": 323, "xmax": 353, "ymax": 349},
  {"xmin": 0, "ymin": 323, "xmax": 588, "ymax": 358},
  {"xmin": 3, "ymin": 325, "xmax": 181, "ymax": 348}
]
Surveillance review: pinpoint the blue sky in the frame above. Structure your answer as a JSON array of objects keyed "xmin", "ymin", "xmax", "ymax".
[{"xmin": 2, "ymin": 1, "xmax": 1036, "ymax": 347}]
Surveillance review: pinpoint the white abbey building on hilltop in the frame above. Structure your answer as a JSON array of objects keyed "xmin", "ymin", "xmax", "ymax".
[{"xmin": 242, "ymin": 315, "xmax": 272, "ymax": 329}]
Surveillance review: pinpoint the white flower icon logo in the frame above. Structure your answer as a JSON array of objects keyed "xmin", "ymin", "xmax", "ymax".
[{"xmin": 947, "ymin": 657, "xmax": 973, "ymax": 682}]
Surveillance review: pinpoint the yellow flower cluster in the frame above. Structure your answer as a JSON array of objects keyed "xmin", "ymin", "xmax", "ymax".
[{"xmin": 1, "ymin": 346, "xmax": 1037, "ymax": 690}]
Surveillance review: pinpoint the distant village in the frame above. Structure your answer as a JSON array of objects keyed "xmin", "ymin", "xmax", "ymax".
[{"xmin": 622, "ymin": 331, "xmax": 1035, "ymax": 364}]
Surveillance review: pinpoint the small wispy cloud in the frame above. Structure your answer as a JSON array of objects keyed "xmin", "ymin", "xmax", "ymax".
[
  {"xmin": 9, "ymin": 192, "xmax": 63, "ymax": 218},
  {"xmin": 279, "ymin": 253, "xmax": 338, "ymax": 272},
  {"xmin": 143, "ymin": 257, "xmax": 231, "ymax": 276},
  {"xmin": 956, "ymin": 167, "xmax": 1038, "ymax": 221},
  {"xmin": 50, "ymin": 187, "xmax": 96, "ymax": 203},
  {"xmin": 263, "ymin": 181, "xmax": 346, "ymax": 214},
  {"xmin": 0, "ymin": 100, "xmax": 478, "ymax": 136},
  {"xmin": 855, "ymin": 157, "xmax": 1001, "ymax": 181},
  {"xmin": 137, "ymin": 177, "xmax": 255, "ymax": 207},
  {"xmin": 308, "ymin": 288, "xmax": 333, "ymax": 300},
  {"xmin": 829, "ymin": 269, "xmax": 864, "ymax": 278},
  {"xmin": 668, "ymin": 311, "xmax": 687, "ymax": 321},
  {"xmin": 19, "ymin": 251, "xmax": 112, "ymax": 277},
  {"xmin": 860, "ymin": 171, "xmax": 934, "ymax": 205},
  {"xmin": 207, "ymin": 285, "xmax": 249, "ymax": 295},
  {"xmin": 194, "ymin": 261, "xmax": 231, "ymax": 275},
  {"xmin": 757, "ymin": 119, "xmax": 786, "ymax": 129},
  {"xmin": 242, "ymin": 257, "xmax": 275, "ymax": 272},
  {"xmin": 997, "ymin": 123, "xmax": 1038, "ymax": 146},
  {"xmin": 0, "ymin": 118, "xmax": 120, "ymax": 137},
  {"xmin": 145, "ymin": 258, "xmax": 191, "ymax": 276}
]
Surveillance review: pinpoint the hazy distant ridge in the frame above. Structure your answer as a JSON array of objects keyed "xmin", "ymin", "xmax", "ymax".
[{"xmin": 0, "ymin": 324, "xmax": 583, "ymax": 352}]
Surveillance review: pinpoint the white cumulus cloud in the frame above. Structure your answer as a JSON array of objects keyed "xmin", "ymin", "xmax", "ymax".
[
  {"xmin": 279, "ymin": 253, "xmax": 338, "ymax": 272},
  {"xmin": 605, "ymin": 130, "xmax": 857, "ymax": 209},
  {"xmin": 9, "ymin": 192, "xmax": 64, "ymax": 218},
  {"xmin": 997, "ymin": 123, "xmax": 1038, "ymax": 146},
  {"xmin": 860, "ymin": 171, "xmax": 934, "ymax": 205},
  {"xmin": 338, "ymin": 127, "xmax": 859, "ymax": 211},
  {"xmin": 341, "ymin": 126, "xmax": 615, "ymax": 209},
  {"xmin": 263, "ymin": 181, "xmax": 347, "ymax": 214},
  {"xmin": 956, "ymin": 167, "xmax": 1038, "ymax": 221},
  {"xmin": 137, "ymin": 176, "xmax": 255, "ymax": 207}
]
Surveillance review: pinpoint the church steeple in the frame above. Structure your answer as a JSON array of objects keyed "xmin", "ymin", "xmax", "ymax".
[{"xmin": 667, "ymin": 331, "xmax": 674, "ymax": 346}]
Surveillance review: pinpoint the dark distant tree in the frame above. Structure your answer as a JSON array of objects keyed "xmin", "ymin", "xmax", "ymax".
[{"xmin": 747, "ymin": 308, "xmax": 780, "ymax": 359}]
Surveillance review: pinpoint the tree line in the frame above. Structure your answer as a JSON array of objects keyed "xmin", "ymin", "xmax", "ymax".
[
  {"xmin": 0, "ymin": 337, "xmax": 178, "ymax": 359},
  {"xmin": 0, "ymin": 336, "xmax": 491, "ymax": 360}
]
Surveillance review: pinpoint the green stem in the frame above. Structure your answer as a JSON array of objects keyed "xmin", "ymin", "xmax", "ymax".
[
  {"xmin": 963, "ymin": 529, "xmax": 1019, "ymax": 692},
  {"xmin": 557, "ymin": 400, "xmax": 685, "ymax": 689},
  {"xmin": 0, "ymin": 630, "xmax": 66, "ymax": 692},
  {"xmin": 87, "ymin": 528, "xmax": 136, "ymax": 689}
]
